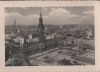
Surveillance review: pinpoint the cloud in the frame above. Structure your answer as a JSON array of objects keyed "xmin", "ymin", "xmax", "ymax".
[
  {"xmin": 83, "ymin": 10, "xmax": 94, "ymax": 15},
  {"xmin": 5, "ymin": 12, "xmax": 40, "ymax": 25},
  {"xmin": 5, "ymin": 12, "xmax": 22, "ymax": 25},
  {"xmin": 5, "ymin": 12, "xmax": 22, "ymax": 18},
  {"xmin": 5, "ymin": 7, "xmax": 94, "ymax": 25},
  {"xmin": 78, "ymin": 10, "xmax": 94, "ymax": 24},
  {"xmin": 43, "ymin": 8, "xmax": 78, "ymax": 25},
  {"xmin": 26, "ymin": 14, "xmax": 39, "ymax": 19},
  {"xmin": 49, "ymin": 8, "xmax": 77, "ymax": 18},
  {"xmin": 80, "ymin": 14, "xmax": 94, "ymax": 24}
]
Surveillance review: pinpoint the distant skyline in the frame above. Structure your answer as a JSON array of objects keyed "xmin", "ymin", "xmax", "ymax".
[{"xmin": 5, "ymin": 6, "xmax": 94, "ymax": 25}]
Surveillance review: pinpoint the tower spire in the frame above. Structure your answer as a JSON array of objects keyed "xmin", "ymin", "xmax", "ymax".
[
  {"xmin": 37, "ymin": 8, "xmax": 44, "ymax": 33},
  {"xmin": 14, "ymin": 17, "xmax": 16, "ymax": 26},
  {"xmin": 36, "ymin": 8, "xmax": 46, "ymax": 54}
]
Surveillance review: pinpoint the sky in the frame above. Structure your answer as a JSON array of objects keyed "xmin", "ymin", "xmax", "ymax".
[{"xmin": 5, "ymin": 6, "xmax": 94, "ymax": 25}]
